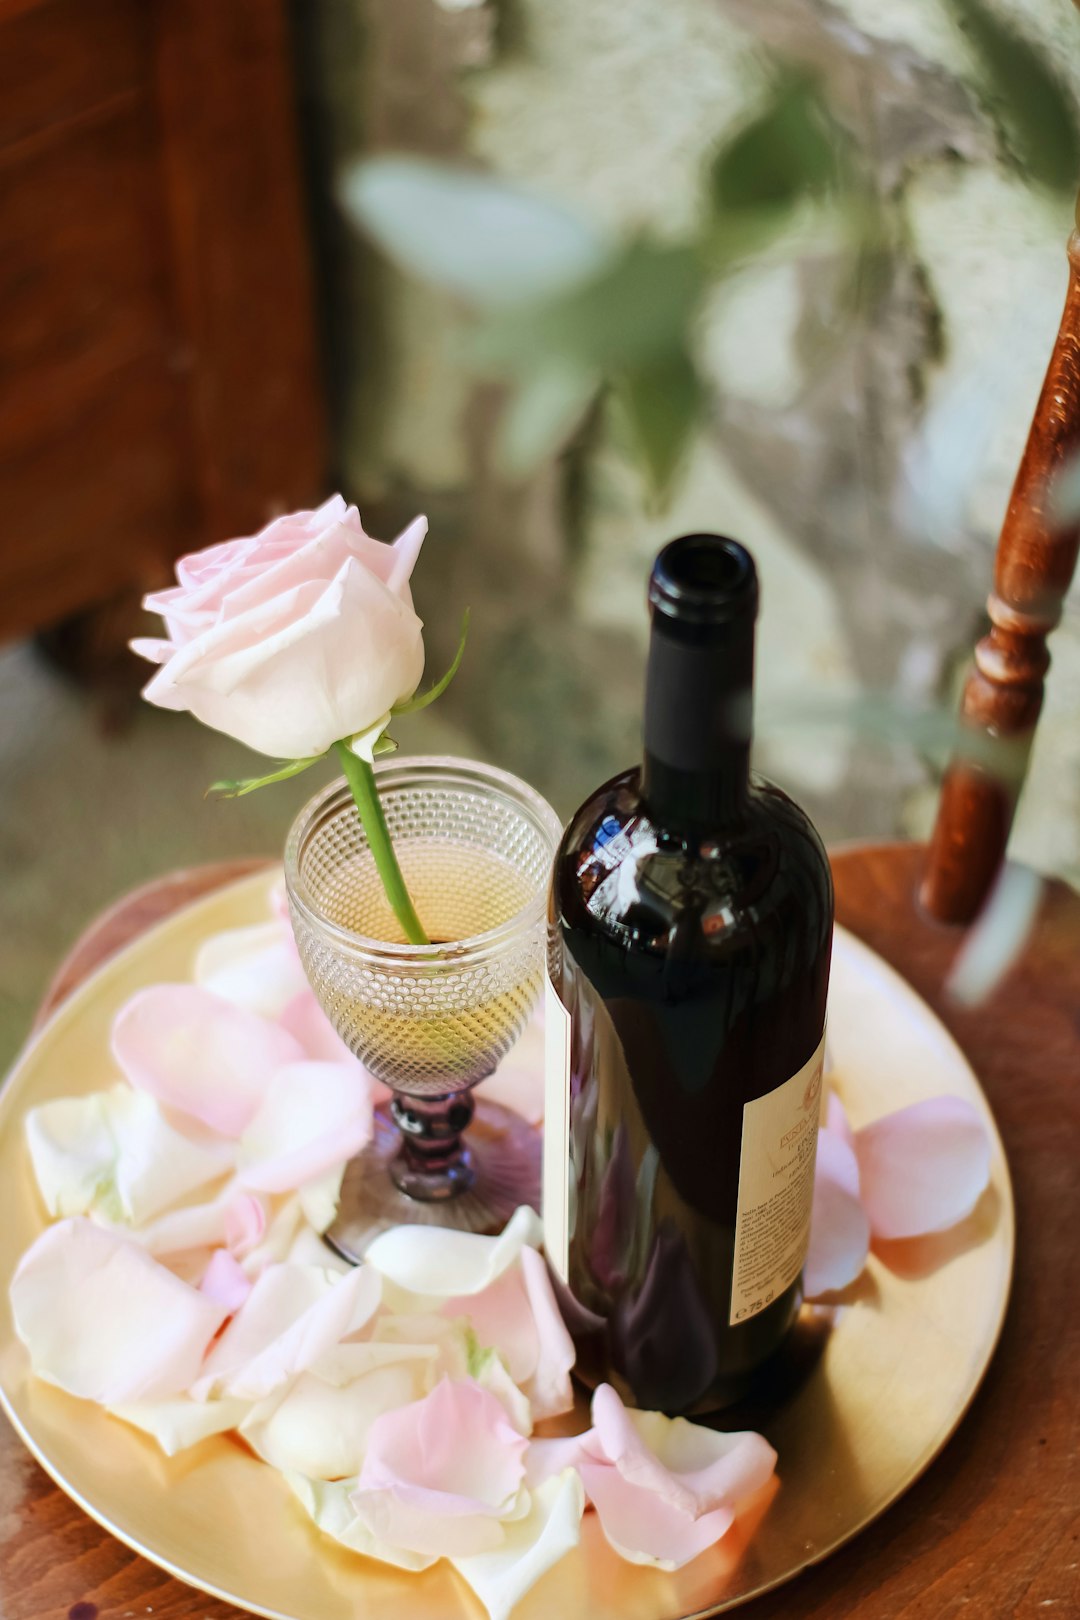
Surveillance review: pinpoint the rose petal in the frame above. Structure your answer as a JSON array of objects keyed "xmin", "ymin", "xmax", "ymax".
[
  {"xmin": 451, "ymin": 1470, "xmax": 586, "ymax": 1620},
  {"xmin": 278, "ymin": 990, "xmax": 355, "ymax": 1065},
  {"xmin": 824, "ymin": 1089, "xmax": 856, "ymax": 1150},
  {"xmin": 298, "ymin": 1164, "xmax": 346, "ymax": 1235},
  {"xmin": 352, "ymin": 1379, "xmax": 528, "ymax": 1557},
  {"xmin": 591, "ymin": 1384, "xmax": 776, "ymax": 1518},
  {"xmin": 237, "ymin": 1061, "xmax": 373, "ymax": 1194},
  {"xmin": 243, "ymin": 1359, "xmax": 428, "ymax": 1480},
  {"xmin": 581, "ymin": 1459, "xmax": 736, "ymax": 1570},
  {"xmin": 196, "ymin": 1261, "xmax": 381, "ymax": 1401},
  {"xmin": 804, "ymin": 1128, "xmax": 870, "ymax": 1297},
  {"xmin": 200, "ymin": 1251, "xmax": 253, "ymax": 1313},
  {"xmin": 285, "ymin": 1472, "xmax": 437, "ymax": 1572},
  {"xmin": 25, "ymin": 1086, "xmax": 234, "ymax": 1225},
  {"xmin": 11, "ymin": 1219, "xmax": 227, "ymax": 1403},
  {"xmin": 518, "ymin": 1247, "xmax": 575, "ymax": 1419},
  {"xmin": 854, "ymin": 1097, "xmax": 992, "ymax": 1241},
  {"xmin": 112, "ymin": 985, "xmax": 305, "ymax": 1136},
  {"xmin": 194, "ymin": 923, "xmax": 310, "ymax": 1020},
  {"xmin": 365, "ymin": 1204, "xmax": 543, "ymax": 1299},
  {"xmin": 111, "ymin": 1396, "xmax": 249, "ymax": 1455}
]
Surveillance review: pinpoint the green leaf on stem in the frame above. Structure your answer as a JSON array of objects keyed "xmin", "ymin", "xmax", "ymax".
[
  {"xmin": 943, "ymin": 0, "xmax": 1080, "ymax": 194},
  {"xmin": 393, "ymin": 610, "xmax": 470, "ymax": 715},
  {"xmin": 206, "ymin": 753, "xmax": 327, "ymax": 799}
]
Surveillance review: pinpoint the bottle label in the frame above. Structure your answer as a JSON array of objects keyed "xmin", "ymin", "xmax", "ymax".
[
  {"xmin": 542, "ymin": 970, "xmax": 572, "ymax": 1281},
  {"xmin": 729, "ymin": 1031, "xmax": 826, "ymax": 1327}
]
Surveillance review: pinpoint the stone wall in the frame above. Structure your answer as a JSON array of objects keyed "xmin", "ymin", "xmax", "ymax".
[{"xmin": 297, "ymin": 0, "xmax": 1080, "ymax": 879}]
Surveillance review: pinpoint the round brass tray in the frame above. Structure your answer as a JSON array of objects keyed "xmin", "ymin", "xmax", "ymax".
[{"xmin": 0, "ymin": 870, "xmax": 1013, "ymax": 1620}]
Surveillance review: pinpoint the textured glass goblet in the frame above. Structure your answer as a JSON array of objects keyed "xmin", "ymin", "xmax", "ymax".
[{"xmin": 284, "ymin": 756, "xmax": 562, "ymax": 1261}]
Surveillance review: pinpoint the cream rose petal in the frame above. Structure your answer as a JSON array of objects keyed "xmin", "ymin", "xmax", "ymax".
[
  {"xmin": 854, "ymin": 1096, "xmax": 992, "ymax": 1241},
  {"xmin": 25, "ymin": 1086, "xmax": 235, "ymax": 1226},
  {"xmin": 242, "ymin": 1358, "xmax": 428, "ymax": 1480},
  {"xmin": 200, "ymin": 1250, "xmax": 253, "ymax": 1313},
  {"xmin": 110, "ymin": 1395, "xmax": 249, "ymax": 1455},
  {"xmin": 237, "ymin": 1060, "xmax": 373, "ymax": 1194},
  {"xmin": 199, "ymin": 1262, "xmax": 382, "ymax": 1401},
  {"xmin": 11, "ymin": 1219, "xmax": 227, "ymax": 1404},
  {"xmin": 351, "ymin": 1379, "xmax": 528, "ymax": 1558},
  {"xmin": 284, "ymin": 1472, "xmax": 437, "ymax": 1573},
  {"xmin": 804, "ymin": 1127, "xmax": 870, "ymax": 1297},
  {"xmin": 365, "ymin": 1204, "xmax": 543, "ymax": 1299},
  {"xmin": 194, "ymin": 922, "xmax": 310, "ymax": 1020},
  {"xmin": 134, "ymin": 1191, "xmax": 265, "ymax": 1259},
  {"xmin": 451, "ymin": 1470, "xmax": 586, "ymax": 1620},
  {"xmin": 278, "ymin": 990, "xmax": 355, "ymax": 1065},
  {"xmin": 112, "ymin": 984, "xmax": 305, "ymax": 1137}
]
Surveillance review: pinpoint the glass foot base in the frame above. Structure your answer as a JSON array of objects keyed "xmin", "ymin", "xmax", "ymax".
[{"xmin": 324, "ymin": 1097, "xmax": 541, "ymax": 1265}]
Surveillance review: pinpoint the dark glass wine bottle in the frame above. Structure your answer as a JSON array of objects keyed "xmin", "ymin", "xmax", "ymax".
[{"xmin": 545, "ymin": 534, "xmax": 833, "ymax": 1414}]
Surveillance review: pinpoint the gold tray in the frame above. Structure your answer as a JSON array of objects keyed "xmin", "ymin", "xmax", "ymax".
[{"xmin": 0, "ymin": 870, "xmax": 1013, "ymax": 1620}]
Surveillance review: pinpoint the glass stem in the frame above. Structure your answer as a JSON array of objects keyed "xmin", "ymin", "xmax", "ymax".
[{"xmin": 333, "ymin": 741, "xmax": 429, "ymax": 946}]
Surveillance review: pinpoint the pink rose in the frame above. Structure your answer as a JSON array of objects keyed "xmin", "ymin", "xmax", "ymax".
[{"xmin": 132, "ymin": 495, "xmax": 427, "ymax": 759}]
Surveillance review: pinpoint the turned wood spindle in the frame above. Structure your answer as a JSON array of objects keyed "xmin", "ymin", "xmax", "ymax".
[{"xmin": 921, "ymin": 225, "xmax": 1080, "ymax": 924}]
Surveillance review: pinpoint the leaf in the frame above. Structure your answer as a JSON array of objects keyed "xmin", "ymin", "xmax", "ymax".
[
  {"xmin": 709, "ymin": 76, "xmax": 845, "ymax": 220},
  {"xmin": 616, "ymin": 348, "xmax": 705, "ymax": 504},
  {"xmin": 206, "ymin": 754, "xmax": 327, "ymax": 800},
  {"xmin": 475, "ymin": 239, "xmax": 706, "ymax": 374},
  {"xmin": 944, "ymin": 0, "xmax": 1080, "ymax": 194},
  {"xmin": 392, "ymin": 610, "xmax": 470, "ymax": 715},
  {"xmin": 498, "ymin": 365, "xmax": 599, "ymax": 475},
  {"xmin": 339, "ymin": 156, "xmax": 612, "ymax": 309}
]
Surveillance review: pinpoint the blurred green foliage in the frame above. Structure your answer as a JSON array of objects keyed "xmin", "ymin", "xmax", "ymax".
[{"xmin": 340, "ymin": 0, "xmax": 1079, "ymax": 507}]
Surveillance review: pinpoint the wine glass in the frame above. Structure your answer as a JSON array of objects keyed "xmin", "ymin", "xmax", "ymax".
[{"xmin": 284, "ymin": 756, "xmax": 562, "ymax": 1261}]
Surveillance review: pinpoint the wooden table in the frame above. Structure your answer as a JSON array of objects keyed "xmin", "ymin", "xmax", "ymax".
[{"xmin": 1, "ymin": 846, "xmax": 1077, "ymax": 1620}]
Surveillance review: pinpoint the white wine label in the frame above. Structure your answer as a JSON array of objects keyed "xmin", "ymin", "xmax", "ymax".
[
  {"xmin": 729, "ymin": 1031, "xmax": 827, "ymax": 1327},
  {"xmin": 542, "ymin": 971, "xmax": 572, "ymax": 1281}
]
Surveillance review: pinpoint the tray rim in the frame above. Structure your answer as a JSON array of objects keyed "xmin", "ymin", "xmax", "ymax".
[{"xmin": 0, "ymin": 867, "xmax": 1016, "ymax": 1620}]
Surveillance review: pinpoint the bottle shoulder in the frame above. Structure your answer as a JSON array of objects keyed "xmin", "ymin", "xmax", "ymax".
[{"xmin": 552, "ymin": 766, "xmax": 833, "ymax": 961}]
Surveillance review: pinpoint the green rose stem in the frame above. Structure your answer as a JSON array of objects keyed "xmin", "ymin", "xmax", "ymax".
[{"xmin": 333, "ymin": 740, "xmax": 430, "ymax": 946}]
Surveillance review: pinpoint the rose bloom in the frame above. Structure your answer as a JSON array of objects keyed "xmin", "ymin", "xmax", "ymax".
[{"xmin": 132, "ymin": 496, "xmax": 427, "ymax": 759}]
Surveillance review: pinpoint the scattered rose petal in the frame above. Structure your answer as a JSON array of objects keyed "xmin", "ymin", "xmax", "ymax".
[
  {"xmin": 278, "ymin": 989, "xmax": 355, "ymax": 1065},
  {"xmin": 445, "ymin": 1246, "xmax": 573, "ymax": 1421},
  {"xmin": 25, "ymin": 1086, "xmax": 234, "ymax": 1226},
  {"xmin": 365, "ymin": 1204, "xmax": 543, "ymax": 1300},
  {"xmin": 855, "ymin": 1096, "xmax": 992, "ymax": 1241},
  {"xmin": 285, "ymin": 1472, "xmax": 437, "ymax": 1572},
  {"xmin": 824, "ymin": 1089, "xmax": 856, "ymax": 1149},
  {"xmin": 112, "ymin": 985, "xmax": 305, "ymax": 1136},
  {"xmin": 804, "ymin": 1128, "xmax": 870, "ymax": 1298},
  {"xmin": 351, "ymin": 1379, "xmax": 529, "ymax": 1557},
  {"xmin": 237, "ymin": 1061, "xmax": 373, "ymax": 1194},
  {"xmin": 194, "ymin": 922, "xmax": 310, "ymax": 1020},
  {"xmin": 135, "ymin": 1192, "xmax": 265, "ymax": 1260},
  {"xmin": 111, "ymin": 1396, "xmax": 250, "ymax": 1455},
  {"xmin": 200, "ymin": 1250, "xmax": 253, "ymax": 1313},
  {"xmin": 451, "ymin": 1470, "xmax": 586, "ymax": 1620},
  {"xmin": 298, "ymin": 1164, "xmax": 346, "ymax": 1236},
  {"xmin": 11, "ymin": 1219, "xmax": 227, "ymax": 1404},
  {"xmin": 529, "ymin": 1384, "xmax": 776, "ymax": 1572},
  {"xmin": 243, "ymin": 1359, "xmax": 428, "ymax": 1480},
  {"xmin": 197, "ymin": 1262, "xmax": 381, "ymax": 1401}
]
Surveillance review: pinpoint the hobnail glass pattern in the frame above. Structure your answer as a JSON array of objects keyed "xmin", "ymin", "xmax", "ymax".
[{"xmin": 284, "ymin": 758, "xmax": 562, "ymax": 1097}]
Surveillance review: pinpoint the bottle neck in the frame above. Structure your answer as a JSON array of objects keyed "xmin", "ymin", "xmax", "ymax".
[{"xmin": 640, "ymin": 618, "xmax": 754, "ymax": 831}]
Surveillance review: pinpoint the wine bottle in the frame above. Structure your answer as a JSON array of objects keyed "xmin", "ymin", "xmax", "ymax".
[{"xmin": 545, "ymin": 533, "xmax": 833, "ymax": 1414}]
